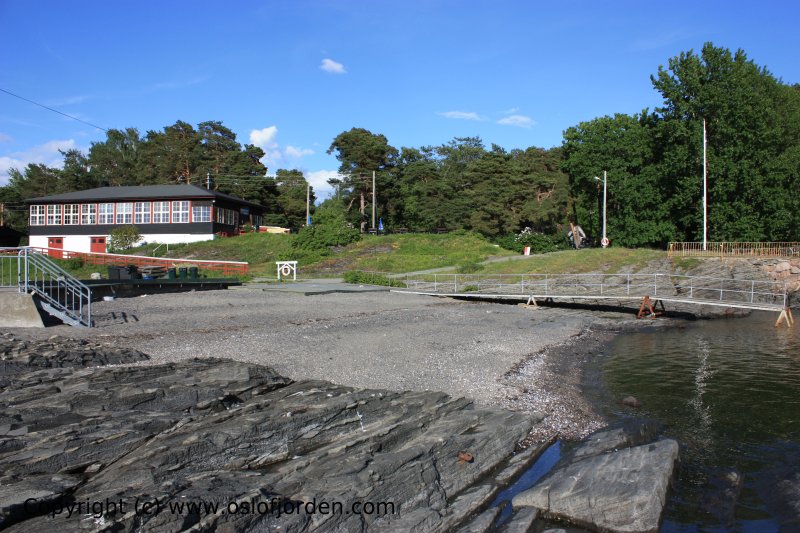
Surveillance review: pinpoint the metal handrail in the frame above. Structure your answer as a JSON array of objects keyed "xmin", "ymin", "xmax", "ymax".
[
  {"xmin": 398, "ymin": 272, "xmax": 787, "ymax": 309},
  {"xmin": 0, "ymin": 247, "xmax": 93, "ymax": 327}
]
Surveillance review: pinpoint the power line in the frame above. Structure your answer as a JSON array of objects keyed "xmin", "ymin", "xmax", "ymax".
[{"xmin": 0, "ymin": 87, "xmax": 109, "ymax": 132}]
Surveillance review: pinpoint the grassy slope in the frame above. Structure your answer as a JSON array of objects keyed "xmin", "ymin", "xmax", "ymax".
[
  {"xmin": 303, "ymin": 233, "xmax": 515, "ymax": 275},
  {"xmin": 467, "ymin": 247, "xmax": 667, "ymax": 275},
  {"xmin": 70, "ymin": 232, "xmax": 670, "ymax": 279}
]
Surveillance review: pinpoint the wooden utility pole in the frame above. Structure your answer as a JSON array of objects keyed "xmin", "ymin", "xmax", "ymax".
[{"xmin": 372, "ymin": 170, "xmax": 376, "ymax": 231}]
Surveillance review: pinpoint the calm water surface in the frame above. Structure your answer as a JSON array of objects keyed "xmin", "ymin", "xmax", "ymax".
[{"xmin": 602, "ymin": 312, "xmax": 800, "ymax": 530}]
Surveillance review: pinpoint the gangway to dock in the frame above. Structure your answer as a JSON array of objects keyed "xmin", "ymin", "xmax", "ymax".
[{"xmin": 391, "ymin": 272, "xmax": 794, "ymax": 326}]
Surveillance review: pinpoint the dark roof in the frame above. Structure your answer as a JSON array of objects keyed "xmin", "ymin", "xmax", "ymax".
[{"xmin": 25, "ymin": 184, "xmax": 264, "ymax": 210}]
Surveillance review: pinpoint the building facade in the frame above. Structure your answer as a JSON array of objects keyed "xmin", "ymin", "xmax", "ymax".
[{"xmin": 26, "ymin": 185, "xmax": 265, "ymax": 254}]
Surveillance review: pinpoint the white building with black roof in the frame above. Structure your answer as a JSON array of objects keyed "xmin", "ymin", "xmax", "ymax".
[{"xmin": 26, "ymin": 184, "xmax": 265, "ymax": 254}]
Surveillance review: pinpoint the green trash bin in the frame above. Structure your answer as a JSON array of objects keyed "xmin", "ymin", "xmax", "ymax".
[
  {"xmin": 188, "ymin": 266, "xmax": 199, "ymax": 280},
  {"xmin": 167, "ymin": 268, "xmax": 177, "ymax": 280},
  {"xmin": 178, "ymin": 267, "xmax": 188, "ymax": 280}
]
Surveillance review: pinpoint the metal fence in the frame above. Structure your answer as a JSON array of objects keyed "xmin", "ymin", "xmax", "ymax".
[
  {"xmin": 396, "ymin": 272, "xmax": 787, "ymax": 310},
  {"xmin": 668, "ymin": 242, "xmax": 800, "ymax": 258}
]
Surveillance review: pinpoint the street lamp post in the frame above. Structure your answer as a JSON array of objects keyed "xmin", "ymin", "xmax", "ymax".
[{"xmin": 594, "ymin": 171, "xmax": 608, "ymax": 248}]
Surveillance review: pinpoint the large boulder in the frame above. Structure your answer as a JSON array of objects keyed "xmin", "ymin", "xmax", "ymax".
[{"xmin": 512, "ymin": 425, "xmax": 678, "ymax": 533}]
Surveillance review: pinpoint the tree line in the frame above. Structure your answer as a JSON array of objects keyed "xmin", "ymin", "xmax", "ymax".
[
  {"xmin": 0, "ymin": 120, "xmax": 316, "ymax": 230},
  {"xmin": 3, "ymin": 43, "xmax": 799, "ymax": 247}
]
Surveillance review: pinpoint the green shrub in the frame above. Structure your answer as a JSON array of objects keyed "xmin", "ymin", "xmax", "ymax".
[
  {"xmin": 343, "ymin": 270, "xmax": 406, "ymax": 288},
  {"xmin": 108, "ymin": 225, "xmax": 142, "ymax": 252},
  {"xmin": 496, "ymin": 228, "xmax": 566, "ymax": 254},
  {"xmin": 293, "ymin": 207, "xmax": 361, "ymax": 253}
]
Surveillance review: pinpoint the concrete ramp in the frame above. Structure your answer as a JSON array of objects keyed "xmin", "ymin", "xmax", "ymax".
[{"xmin": 0, "ymin": 291, "xmax": 45, "ymax": 328}]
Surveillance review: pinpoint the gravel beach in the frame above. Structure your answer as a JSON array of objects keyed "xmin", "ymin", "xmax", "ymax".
[{"xmin": 7, "ymin": 285, "xmax": 645, "ymax": 442}]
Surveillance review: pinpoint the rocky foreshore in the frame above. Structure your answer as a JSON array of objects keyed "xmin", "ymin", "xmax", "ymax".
[
  {"xmin": 0, "ymin": 334, "xmax": 685, "ymax": 532},
  {"xmin": 0, "ymin": 337, "xmax": 553, "ymax": 532},
  {"xmin": 1, "ymin": 289, "xmax": 696, "ymax": 531}
]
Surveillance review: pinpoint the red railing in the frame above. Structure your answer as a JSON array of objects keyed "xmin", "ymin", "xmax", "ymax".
[{"xmin": 29, "ymin": 247, "xmax": 249, "ymax": 277}]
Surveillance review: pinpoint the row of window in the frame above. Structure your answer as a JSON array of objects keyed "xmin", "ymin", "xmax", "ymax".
[{"xmin": 30, "ymin": 202, "xmax": 217, "ymax": 226}]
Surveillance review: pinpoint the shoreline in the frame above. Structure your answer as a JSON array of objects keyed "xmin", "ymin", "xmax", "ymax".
[{"xmin": 4, "ymin": 287, "xmax": 684, "ymax": 446}]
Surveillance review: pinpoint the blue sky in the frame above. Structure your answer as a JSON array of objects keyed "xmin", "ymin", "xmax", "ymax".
[{"xmin": 1, "ymin": 0, "xmax": 799, "ymax": 199}]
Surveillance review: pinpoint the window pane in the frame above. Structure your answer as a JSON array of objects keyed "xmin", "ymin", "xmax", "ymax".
[
  {"xmin": 171, "ymin": 200, "xmax": 189, "ymax": 223},
  {"xmin": 46, "ymin": 204, "xmax": 62, "ymax": 225},
  {"xmin": 153, "ymin": 201, "xmax": 169, "ymax": 223},
  {"xmin": 134, "ymin": 202, "xmax": 151, "ymax": 224},
  {"xmin": 81, "ymin": 204, "xmax": 96, "ymax": 225},
  {"xmin": 192, "ymin": 205, "xmax": 210, "ymax": 223},
  {"xmin": 116, "ymin": 202, "xmax": 133, "ymax": 224},
  {"xmin": 98, "ymin": 203, "xmax": 114, "ymax": 224}
]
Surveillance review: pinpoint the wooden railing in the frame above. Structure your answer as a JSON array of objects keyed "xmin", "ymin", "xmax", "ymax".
[
  {"xmin": 30, "ymin": 247, "xmax": 249, "ymax": 276},
  {"xmin": 668, "ymin": 242, "xmax": 800, "ymax": 259}
]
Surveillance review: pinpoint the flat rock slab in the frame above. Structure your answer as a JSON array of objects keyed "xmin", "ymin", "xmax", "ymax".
[
  {"xmin": 512, "ymin": 439, "xmax": 679, "ymax": 533},
  {"xmin": 0, "ymin": 356, "xmax": 534, "ymax": 532}
]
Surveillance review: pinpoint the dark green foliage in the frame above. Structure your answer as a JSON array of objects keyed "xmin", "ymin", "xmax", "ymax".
[
  {"xmin": 342, "ymin": 270, "xmax": 405, "ymax": 287},
  {"xmin": 562, "ymin": 42, "xmax": 800, "ymax": 245},
  {"xmin": 292, "ymin": 206, "xmax": 361, "ymax": 253}
]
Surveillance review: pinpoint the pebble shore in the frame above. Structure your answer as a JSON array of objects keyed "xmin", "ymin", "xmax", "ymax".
[{"xmin": 6, "ymin": 287, "xmax": 649, "ymax": 443}]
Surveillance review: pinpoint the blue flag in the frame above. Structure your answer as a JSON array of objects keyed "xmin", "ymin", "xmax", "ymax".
[
  {"xmin": 378, "ymin": 218, "xmax": 384, "ymax": 231},
  {"xmin": 307, "ymin": 215, "xmax": 312, "ymax": 226}
]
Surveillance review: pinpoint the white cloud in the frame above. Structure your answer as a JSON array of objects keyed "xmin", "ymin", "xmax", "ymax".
[
  {"xmin": 306, "ymin": 169, "xmax": 339, "ymax": 200},
  {"xmin": 437, "ymin": 111, "xmax": 485, "ymax": 121},
  {"xmin": 249, "ymin": 126, "xmax": 314, "ymax": 170},
  {"xmin": 0, "ymin": 139, "xmax": 77, "ymax": 184},
  {"xmin": 285, "ymin": 145, "xmax": 314, "ymax": 158},
  {"xmin": 497, "ymin": 114, "xmax": 535, "ymax": 128},
  {"xmin": 320, "ymin": 58, "xmax": 347, "ymax": 74},
  {"xmin": 500, "ymin": 107, "xmax": 520, "ymax": 114}
]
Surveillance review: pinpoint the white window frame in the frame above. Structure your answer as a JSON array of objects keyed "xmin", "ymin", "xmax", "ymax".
[
  {"xmin": 46, "ymin": 204, "xmax": 63, "ymax": 225},
  {"xmin": 134, "ymin": 202, "xmax": 151, "ymax": 224},
  {"xmin": 64, "ymin": 204, "xmax": 80, "ymax": 225},
  {"xmin": 153, "ymin": 201, "xmax": 170, "ymax": 224},
  {"xmin": 81, "ymin": 203, "xmax": 97, "ymax": 225},
  {"xmin": 98, "ymin": 203, "xmax": 114, "ymax": 224},
  {"xmin": 116, "ymin": 202, "xmax": 133, "ymax": 225},
  {"xmin": 30, "ymin": 205, "xmax": 45, "ymax": 226},
  {"xmin": 192, "ymin": 204, "xmax": 211, "ymax": 223},
  {"xmin": 171, "ymin": 201, "xmax": 189, "ymax": 223}
]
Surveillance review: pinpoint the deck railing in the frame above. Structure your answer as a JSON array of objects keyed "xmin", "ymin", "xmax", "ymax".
[
  {"xmin": 30, "ymin": 247, "xmax": 249, "ymax": 276},
  {"xmin": 668, "ymin": 242, "xmax": 800, "ymax": 259}
]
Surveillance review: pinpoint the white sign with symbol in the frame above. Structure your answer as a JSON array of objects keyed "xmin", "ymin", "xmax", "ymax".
[
  {"xmin": 601, "ymin": 237, "xmax": 610, "ymax": 247},
  {"xmin": 276, "ymin": 261, "xmax": 298, "ymax": 281}
]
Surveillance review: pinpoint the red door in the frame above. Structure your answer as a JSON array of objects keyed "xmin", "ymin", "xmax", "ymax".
[
  {"xmin": 90, "ymin": 236, "xmax": 107, "ymax": 254},
  {"xmin": 47, "ymin": 237, "xmax": 64, "ymax": 259}
]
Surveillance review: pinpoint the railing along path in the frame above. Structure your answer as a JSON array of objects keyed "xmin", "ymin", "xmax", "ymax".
[{"xmin": 393, "ymin": 272, "xmax": 788, "ymax": 313}]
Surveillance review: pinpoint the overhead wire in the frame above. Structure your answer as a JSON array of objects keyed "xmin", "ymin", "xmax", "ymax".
[{"xmin": 0, "ymin": 87, "xmax": 109, "ymax": 132}]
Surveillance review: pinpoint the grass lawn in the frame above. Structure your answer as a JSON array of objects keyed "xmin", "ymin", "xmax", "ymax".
[{"xmin": 465, "ymin": 247, "xmax": 668, "ymax": 275}]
